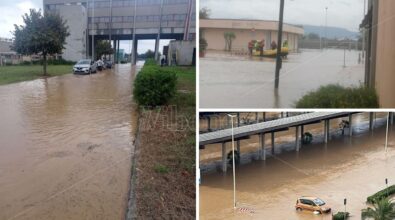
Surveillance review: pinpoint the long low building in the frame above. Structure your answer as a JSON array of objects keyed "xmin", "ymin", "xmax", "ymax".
[{"xmin": 200, "ymin": 18, "xmax": 304, "ymax": 52}]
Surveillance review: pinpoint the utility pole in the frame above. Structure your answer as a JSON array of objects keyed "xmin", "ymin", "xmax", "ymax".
[
  {"xmin": 155, "ymin": 0, "xmax": 164, "ymax": 62},
  {"xmin": 325, "ymin": 7, "xmax": 328, "ymax": 49},
  {"xmin": 362, "ymin": 0, "xmax": 366, "ymax": 60},
  {"xmin": 275, "ymin": 0, "xmax": 285, "ymax": 89},
  {"xmin": 91, "ymin": 0, "xmax": 95, "ymax": 60}
]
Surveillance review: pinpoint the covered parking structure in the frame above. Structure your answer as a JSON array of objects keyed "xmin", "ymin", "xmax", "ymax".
[{"xmin": 199, "ymin": 112, "xmax": 395, "ymax": 172}]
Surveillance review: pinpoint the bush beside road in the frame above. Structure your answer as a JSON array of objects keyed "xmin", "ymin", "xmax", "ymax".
[
  {"xmin": 131, "ymin": 61, "xmax": 195, "ymax": 219},
  {"xmin": 0, "ymin": 65, "xmax": 73, "ymax": 85}
]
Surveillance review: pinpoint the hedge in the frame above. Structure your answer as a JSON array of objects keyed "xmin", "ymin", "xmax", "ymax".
[
  {"xmin": 367, "ymin": 185, "xmax": 395, "ymax": 203},
  {"xmin": 333, "ymin": 212, "xmax": 349, "ymax": 220},
  {"xmin": 295, "ymin": 84, "xmax": 379, "ymax": 108},
  {"xmin": 133, "ymin": 60, "xmax": 177, "ymax": 106}
]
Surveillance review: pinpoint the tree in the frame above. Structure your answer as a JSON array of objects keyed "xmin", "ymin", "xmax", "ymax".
[
  {"xmin": 12, "ymin": 9, "xmax": 69, "ymax": 76},
  {"xmin": 224, "ymin": 32, "xmax": 236, "ymax": 51},
  {"xmin": 362, "ymin": 198, "xmax": 395, "ymax": 220},
  {"xmin": 95, "ymin": 40, "xmax": 113, "ymax": 60},
  {"xmin": 199, "ymin": 7, "xmax": 210, "ymax": 19}
]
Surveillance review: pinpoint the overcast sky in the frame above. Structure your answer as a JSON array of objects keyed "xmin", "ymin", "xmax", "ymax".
[
  {"xmin": 200, "ymin": 0, "xmax": 366, "ymax": 32},
  {"xmin": 0, "ymin": 0, "xmax": 168, "ymax": 53}
]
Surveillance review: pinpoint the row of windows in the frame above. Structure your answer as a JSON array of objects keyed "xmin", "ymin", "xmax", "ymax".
[
  {"xmin": 88, "ymin": 0, "xmax": 189, "ymax": 8},
  {"xmin": 88, "ymin": 14, "xmax": 188, "ymax": 23}
]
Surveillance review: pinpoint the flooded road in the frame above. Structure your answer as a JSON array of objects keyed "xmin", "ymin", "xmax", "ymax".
[
  {"xmin": 200, "ymin": 113, "xmax": 395, "ymax": 219},
  {"xmin": 0, "ymin": 63, "xmax": 140, "ymax": 220},
  {"xmin": 200, "ymin": 49, "xmax": 365, "ymax": 108}
]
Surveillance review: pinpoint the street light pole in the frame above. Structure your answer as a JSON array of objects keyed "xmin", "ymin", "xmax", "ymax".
[
  {"xmin": 275, "ymin": 0, "xmax": 285, "ymax": 89},
  {"xmin": 228, "ymin": 114, "xmax": 237, "ymax": 209},
  {"xmin": 386, "ymin": 112, "xmax": 389, "ymax": 152}
]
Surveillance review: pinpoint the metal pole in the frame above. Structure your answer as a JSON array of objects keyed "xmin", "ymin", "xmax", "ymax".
[
  {"xmin": 131, "ymin": 0, "xmax": 137, "ymax": 65},
  {"xmin": 343, "ymin": 45, "xmax": 346, "ymax": 68},
  {"xmin": 155, "ymin": 0, "xmax": 164, "ymax": 61},
  {"xmin": 386, "ymin": 112, "xmax": 389, "ymax": 152},
  {"xmin": 274, "ymin": 0, "xmax": 285, "ymax": 89},
  {"xmin": 91, "ymin": 0, "xmax": 95, "ymax": 60},
  {"xmin": 228, "ymin": 114, "xmax": 237, "ymax": 209},
  {"xmin": 325, "ymin": 7, "xmax": 328, "ymax": 49},
  {"xmin": 362, "ymin": 0, "xmax": 366, "ymax": 60}
]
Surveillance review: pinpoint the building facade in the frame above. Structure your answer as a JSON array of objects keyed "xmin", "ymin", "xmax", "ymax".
[
  {"xmin": 362, "ymin": 0, "xmax": 395, "ymax": 107},
  {"xmin": 43, "ymin": 0, "xmax": 196, "ymax": 63},
  {"xmin": 200, "ymin": 19, "xmax": 304, "ymax": 52}
]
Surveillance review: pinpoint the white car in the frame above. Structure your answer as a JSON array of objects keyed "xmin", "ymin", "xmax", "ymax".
[{"xmin": 73, "ymin": 59, "xmax": 97, "ymax": 74}]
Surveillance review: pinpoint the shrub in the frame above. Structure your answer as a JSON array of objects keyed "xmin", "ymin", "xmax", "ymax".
[
  {"xmin": 367, "ymin": 185, "xmax": 395, "ymax": 203},
  {"xmin": 144, "ymin": 58, "xmax": 157, "ymax": 66},
  {"xmin": 133, "ymin": 65, "xmax": 177, "ymax": 107},
  {"xmin": 296, "ymin": 84, "xmax": 379, "ymax": 108},
  {"xmin": 333, "ymin": 212, "xmax": 350, "ymax": 220},
  {"xmin": 200, "ymin": 38, "xmax": 208, "ymax": 52}
]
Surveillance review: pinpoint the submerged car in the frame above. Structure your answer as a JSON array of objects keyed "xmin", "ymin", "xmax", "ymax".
[
  {"xmin": 104, "ymin": 60, "xmax": 112, "ymax": 69},
  {"xmin": 73, "ymin": 59, "xmax": 97, "ymax": 74},
  {"xmin": 295, "ymin": 197, "xmax": 331, "ymax": 214}
]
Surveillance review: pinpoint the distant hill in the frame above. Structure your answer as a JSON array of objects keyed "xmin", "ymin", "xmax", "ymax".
[{"xmin": 301, "ymin": 25, "xmax": 360, "ymax": 40}]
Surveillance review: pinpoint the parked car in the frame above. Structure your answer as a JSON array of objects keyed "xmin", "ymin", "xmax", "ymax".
[
  {"xmin": 96, "ymin": 59, "xmax": 105, "ymax": 71},
  {"xmin": 104, "ymin": 60, "xmax": 112, "ymax": 69},
  {"xmin": 73, "ymin": 59, "xmax": 97, "ymax": 74},
  {"xmin": 295, "ymin": 197, "xmax": 331, "ymax": 214}
]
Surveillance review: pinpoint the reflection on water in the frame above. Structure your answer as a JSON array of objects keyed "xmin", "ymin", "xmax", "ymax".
[
  {"xmin": 200, "ymin": 113, "xmax": 395, "ymax": 220},
  {"xmin": 200, "ymin": 49, "xmax": 365, "ymax": 108},
  {"xmin": 0, "ymin": 63, "xmax": 141, "ymax": 220}
]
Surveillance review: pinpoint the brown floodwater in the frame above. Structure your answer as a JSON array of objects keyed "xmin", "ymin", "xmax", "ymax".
[
  {"xmin": 200, "ymin": 113, "xmax": 395, "ymax": 219},
  {"xmin": 0, "ymin": 63, "xmax": 141, "ymax": 220},
  {"xmin": 200, "ymin": 49, "xmax": 365, "ymax": 108}
]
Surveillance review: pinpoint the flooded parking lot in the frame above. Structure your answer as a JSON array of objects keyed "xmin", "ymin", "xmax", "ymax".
[
  {"xmin": 200, "ymin": 113, "xmax": 395, "ymax": 219},
  {"xmin": 0, "ymin": 63, "xmax": 140, "ymax": 220},
  {"xmin": 200, "ymin": 49, "xmax": 365, "ymax": 108}
]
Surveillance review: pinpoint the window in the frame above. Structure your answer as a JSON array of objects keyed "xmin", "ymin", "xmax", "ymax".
[{"xmin": 113, "ymin": 16, "xmax": 123, "ymax": 22}]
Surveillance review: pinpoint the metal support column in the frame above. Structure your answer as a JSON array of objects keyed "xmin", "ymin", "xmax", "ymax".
[
  {"xmin": 271, "ymin": 132, "xmax": 275, "ymax": 155},
  {"xmin": 295, "ymin": 126, "xmax": 300, "ymax": 151},
  {"xmin": 324, "ymin": 120, "xmax": 329, "ymax": 143},
  {"xmin": 259, "ymin": 133, "xmax": 266, "ymax": 160},
  {"xmin": 237, "ymin": 113, "xmax": 240, "ymax": 127},
  {"xmin": 369, "ymin": 112, "xmax": 374, "ymax": 130},
  {"xmin": 255, "ymin": 113, "xmax": 259, "ymax": 123},
  {"xmin": 349, "ymin": 114, "xmax": 353, "ymax": 137},
  {"xmin": 117, "ymin": 40, "xmax": 120, "ymax": 63},
  {"xmin": 263, "ymin": 112, "xmax": 266, "ymax": 122},
  {"xmin": 236, "ymin": 140, "xmax": 240, "ymax": 154},
  {"xmin": 207, "ymin": 116, "xmax": 211, "ymax": 131},
  {"xmin": 222, "ymin": 142, "xmax": 227, "ymax": 173}
]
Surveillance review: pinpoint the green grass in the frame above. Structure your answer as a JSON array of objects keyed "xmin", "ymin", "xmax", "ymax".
[
  {"xmin": 0, "ymin": 65, "xmax": 73, "ymax": 85},
  {"xmin": 153, "ymin": 164, "xmax": 170, "ymax": 174},
  {"xmin": 165, "ymin": 66, "xmax": 195, "ymax": 91},
  {"xmin": 295, "ymin": 84, "xmax": 379, "ymax": 108}
]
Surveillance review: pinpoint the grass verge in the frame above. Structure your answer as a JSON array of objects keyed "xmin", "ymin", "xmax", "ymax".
[
  {"xmin": 0, "ymin": 65, "xmax": 73, "ymax": 85},
  {"xmin": 133, "ymin": 64, "xmax": 195, "ymax": 219}
]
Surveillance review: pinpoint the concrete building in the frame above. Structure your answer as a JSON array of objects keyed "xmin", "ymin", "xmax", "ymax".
[
  {"xmin": 361, "ymin": 0, "xmax": 395, "ymax": 107},
  {"xmin": 200, "ymin": 19, "xmax": 304, "ymax": 52},
  {"xmin": 167, "ymin": 40, "xmax": 195, "ymax": 66},
  {"xmin": 0, "ymin": 38, "xmax": 22, "ymax": 65},
  {"xmin": 43, "ymin": 0, "xmax": 196, "ymax": 63}
]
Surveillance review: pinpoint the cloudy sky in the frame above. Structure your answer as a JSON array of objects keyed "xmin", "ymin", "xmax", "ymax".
[
  {"xmin": 0, "ymin": 0, "xmax": 167, "ymax": 53},
  {"xmin": 200, "ymin": 0, "xmax": 366, "ymax": 32}
]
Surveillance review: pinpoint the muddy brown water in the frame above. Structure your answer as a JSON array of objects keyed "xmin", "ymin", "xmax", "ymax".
[
  {"xmin": 0, "ymin": 63, "xmax": 141, "ymax": 220},
  {"xmin": 200, "ymin": 113, "xmax": 395, "ymax": 219},
  {"xmin": 200, "ymin": 49, "xmax": 365, "ymax": 108}
]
